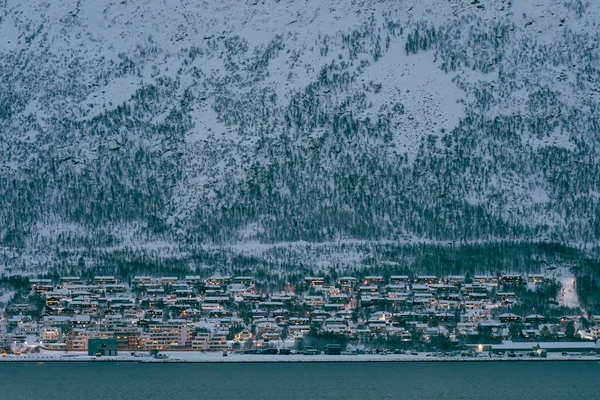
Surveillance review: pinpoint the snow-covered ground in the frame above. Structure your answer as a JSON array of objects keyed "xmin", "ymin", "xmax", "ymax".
[
  {"xmin": 2, "ymin": 350, "xmax": 598, "ymax": 363},
  {"xmin": 547, "ymin": 266, "xmax": 582, "ymax": 310},
  {"xmin": 0, "ymin": 290, "xmax": 15, "ymax": 310}
]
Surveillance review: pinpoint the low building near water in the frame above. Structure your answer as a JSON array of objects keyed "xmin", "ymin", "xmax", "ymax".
[
  {"xmin": 88, "ymin": 339, "xmax": 118, "ymax": 356},
  {"xmin": 324, "ymin": 344, "xmax": 342, "ymax": 355}
]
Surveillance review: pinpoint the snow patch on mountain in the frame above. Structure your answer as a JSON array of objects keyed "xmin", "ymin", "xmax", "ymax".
[
  {"xmin": 357, "ymin": 48, "xmax": 465, "ymax": 162},
  {"xmin": 548, "ymin": 266, "xmax": 583, "ymax": 310}
]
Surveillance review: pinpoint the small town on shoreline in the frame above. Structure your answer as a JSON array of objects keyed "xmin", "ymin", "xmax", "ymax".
[{"xmin": 1, "ymin": 271, "xmax": 599, "ymax": 360}]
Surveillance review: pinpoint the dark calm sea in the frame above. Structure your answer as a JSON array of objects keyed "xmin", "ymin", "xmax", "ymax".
[{"xmin": 0, "ymin": 361, "xmax": 598, "ymax": 399}]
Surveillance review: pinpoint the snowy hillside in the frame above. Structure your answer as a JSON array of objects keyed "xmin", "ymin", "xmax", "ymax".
[{"xmin": 1, "ymin": 0, "xmax": 600, "ymax": 274}]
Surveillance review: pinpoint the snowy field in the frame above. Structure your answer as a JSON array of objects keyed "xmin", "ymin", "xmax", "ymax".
[{"xmin": 2, "ymin": 351, "xmax": 598, "ymax": 363}]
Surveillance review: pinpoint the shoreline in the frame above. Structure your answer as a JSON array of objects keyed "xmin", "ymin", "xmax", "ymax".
[{"xmin": 2, "ymin": 352, "xmax": 599, "ymax": 364}]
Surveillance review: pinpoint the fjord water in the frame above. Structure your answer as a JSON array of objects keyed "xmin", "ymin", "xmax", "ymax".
[{"xmin": 0, "ymin": 362, "xmax": 597, "ymax": 399}]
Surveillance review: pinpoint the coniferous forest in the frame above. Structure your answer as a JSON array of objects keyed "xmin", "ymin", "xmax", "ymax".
[{"xmin": 0, "ymin": 0, "xmax": 599, "ymax": 307}]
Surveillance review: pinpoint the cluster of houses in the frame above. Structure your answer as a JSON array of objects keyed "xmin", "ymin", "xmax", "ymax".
[{"xmin": 1, "ymin": 272, "xmax": 599, "ymax": 355}]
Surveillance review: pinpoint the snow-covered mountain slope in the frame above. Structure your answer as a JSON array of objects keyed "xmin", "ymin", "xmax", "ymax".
[{"xmin": 1, "ymin": 0, "xmax": 600, "ymax": 273}]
